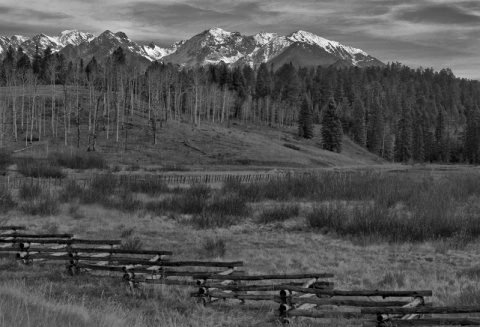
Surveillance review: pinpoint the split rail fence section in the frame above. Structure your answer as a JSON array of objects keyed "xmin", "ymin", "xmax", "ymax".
[
  {"xmin": 1, "ymin": 225, "xmax": 480, "ymax": 326},
  {"xmin": 0, "ymin": 172, "xmax": 294, "ymax": 190}
]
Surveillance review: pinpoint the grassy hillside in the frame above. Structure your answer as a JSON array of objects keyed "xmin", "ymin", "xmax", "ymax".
[{"xmin": 2, "ymin": 89, "xmax": 384, "ymax": 171}]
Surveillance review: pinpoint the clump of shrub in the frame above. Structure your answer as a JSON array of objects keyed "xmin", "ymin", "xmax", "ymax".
[
  {"xmin": 19, "ymin": 182, "xmax": 42, "ymax": 200},
  {"xmin": 115, "ymin": 189, "xmax": 142, "ymax": 212},
  {"xmin": 222, "ymin": 179, "xmax": 264, "ymax": 202},
  {"xmin": 20, "ymin": 193, "xmax": 60, "ymax": 216},
  {"xmin": 256, "ymin": 204, "xmax": 300, "ymax": 224},
  {"xmin": 377, "ymin": 271, "xmax": 406, "ymax": 288},
  {"xmin": 17, "ymin": 158, "xmax": 65, "ymax": 178},
  {"xmin": 122, "ymin": 236, "xmax": 143, "ymax": 251},
  {"xmin": 0, "ymin": 188, "xmax": 16, "ymax": 213},
  {"xmin": 201, "ymin": 236, "xmax": 226, "ymax": 258},
  {"xmin": 90, "ymin": 173, "xmax": 117, "ymax": 194},
  {"xmin": 68, "ymin": 202, "xmax": 83, "ymax": 219},
  {"xmin": 189, "ymin": 211, "xmax": 239, "ymax": 229},
  {"xmin": 123, "ymin": 179, "xmax": 169, "ymax": 196},
  {"xmin": 59, "ymin": 180, "xmax": 84, "ymax": 203},
  {"xmin": 208, "ymin": 194, "xmax": 250, "ymax": 217},
  {"xmin": 120, "ymin": 228, "xmax": 135, "ymax": 238},
  {"xmin": 0, "ymin": 148, "xmax": 12, "ymax": 171},
  {"xmin": 173, "ymin": 184, "xmax": 210, "ymax": 214},
  {"xmin": 52, "ymin": 151, "xmax": 106, "ymax": 170}
]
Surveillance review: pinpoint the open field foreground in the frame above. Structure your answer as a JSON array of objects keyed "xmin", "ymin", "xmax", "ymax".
[{"xmin": 1, "ymin": 171, "xmax": 480, "ymax": 326}]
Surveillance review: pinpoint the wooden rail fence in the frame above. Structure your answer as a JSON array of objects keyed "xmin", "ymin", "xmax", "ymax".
[
  {"xmin": 1, "ymin": 225, "xmax": 480, "ymax": 326},
  {"xmin": 0, "ymin": 172, "xmax": 299, "ymax": 189}
]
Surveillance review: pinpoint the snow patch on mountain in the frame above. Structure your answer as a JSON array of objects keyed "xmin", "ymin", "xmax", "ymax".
[
  {"xmin": 57, "ymin": 29, "xmax": 95, "ymax": 46},
  {"xmin": 142, "ymin": 40, "xmax": 186, "ymax": 61},
  {"xmin": 287, "ymin": 30, "xmax": 368, "ymax": 57}
]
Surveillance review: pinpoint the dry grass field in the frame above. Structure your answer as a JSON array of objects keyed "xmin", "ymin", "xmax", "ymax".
[{"xmin": 2, "ymin": 170, "xmax": 480, "ymax": 326}]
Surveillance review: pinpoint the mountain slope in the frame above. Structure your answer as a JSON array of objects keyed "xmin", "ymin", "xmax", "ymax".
[{"xmin": 164, "ymin": 28, "xmax": 384, "ymax": 68}]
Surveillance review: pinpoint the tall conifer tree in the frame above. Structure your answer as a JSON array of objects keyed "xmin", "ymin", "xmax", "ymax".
[
  {"xmin": 321, "ymin": 96, "xmax": 343, "ymax": 152},
  {"xmin": 298, "ymin": 96, "xmax": 314, "ymax": 139}
]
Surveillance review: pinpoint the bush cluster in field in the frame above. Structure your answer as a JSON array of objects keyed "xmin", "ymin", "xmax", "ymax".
[
  {"xmin": 223, "ymin": 172, "xmax": 480, "ymax": 243},
  {"xmin": 5, "ymin": 152, "xmax": 106, "ymax": 179},
  {"xmin": 52, "ymin": 151, "xmax": 106, "ymax": 170}
]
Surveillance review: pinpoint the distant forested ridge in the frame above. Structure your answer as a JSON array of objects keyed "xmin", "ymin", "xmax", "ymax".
[{"xmin": 1, "ymin": 44, "xmax": 480, "ymax": 163}]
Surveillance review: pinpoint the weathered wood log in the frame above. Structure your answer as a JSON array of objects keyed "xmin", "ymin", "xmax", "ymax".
[
  {"xmin": 363, "ymin": 318, "xmax": 480, "ymax": 326},
  {"xmin": 284, "ymin": 309, "xmax": 361, "ymax": 319},
  {"xmin": 313, "ymin": 281, "xmax": 335, "ymax": 288},
  {"xmin": 1, "ymin": 233, "xmax": 73, "ymax": 238},
  {"xmin": 195, "ymin": 283, "xmax": 314, "ymax": 292},
  {"xmin": 74, "ymin": 263, "xmax": 237, "ymax": 276},
  {"xmin": 362, "ymin": 305, "xmax": 480, "ymax": 315},
  {"xmin": 288, "ymin": 297, "xmax": 422, "ymax": 307},
  {"xmin": 193, "ymin": 291, "xmax": 277, "ymax": 301},
  {"xmin": 277, "ymin": 286, "xmax": 432, "ymax": 298},
  {"xmin": 69, "ymin": 248, "xmax": 172, "ymax": 256},
  {"xmin": 203, "ymin": 289, "xmax": 406, "ymax": 308},
  {"xmin": 0, "ymin": 238, "xmax": 121, "ymax": 245},
  {"xmin": 132, "ymin": 278, "xmax": 198, "ymax": 286},
  {"xmin": 20, "ymin": 254, "xmax": 165, "ymax": 264},
  {"xmin": 121, "ymin": 260, "xmax": 243, "ymax": 267},
  {"xmin": 201, "ymin": 283, "xmax": 432, "ymax": 297},
  {"xmin": 0, "ymin": 247, "xmax": 171, "ymax": 256},
  {"xmin": 376, "ymin": 296, "xmax": 424, "ymax": 322},
  {"xmin": 191, "ymin": 273, "xmax": 334, "ymax": 280}
]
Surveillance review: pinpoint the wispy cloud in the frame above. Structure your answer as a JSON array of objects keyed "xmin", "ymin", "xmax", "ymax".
[{"xmin": 395, "ymin": 3, "xmax": 480, "ymax": 25}]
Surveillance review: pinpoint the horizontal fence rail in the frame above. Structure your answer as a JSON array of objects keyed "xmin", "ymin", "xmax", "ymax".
[{"xmin": 0, "ymin": 172, "xmax": 320, "ymax": 189}]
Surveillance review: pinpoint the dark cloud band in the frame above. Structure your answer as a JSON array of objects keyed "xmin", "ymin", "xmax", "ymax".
[{"xmin": 396, "ymin": 4, "xmax": 480, "ymax": 25}]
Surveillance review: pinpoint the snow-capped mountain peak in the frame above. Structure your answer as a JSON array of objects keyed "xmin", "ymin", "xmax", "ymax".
[
  {"xmin": 287, "ymin": 30, "xmax": 368, "ymax": 57},
  {"xmin": 288, "ymin": 30, "xmax": 336, "ymax": 48},
  {"xmin": 0, "ymin": 28, "xmax": 383, "ymax": 69},
  {"xmin": 115, "ymin": 32, "xmax": 129, "ymax": 40},
  {"xmin": 57, "ymin": 29, "xmax": 96, "ymax": 46},
  {"xmin": 206, "ymin": 27, "xmax": 229, "ymax": 36},
  {"xmin": 204, "ymin": 27, "xmax": 237, "ymax": 43},
  {"xmin": 253, "ymin": 32, "xmax": 278, "ymax": 46}
]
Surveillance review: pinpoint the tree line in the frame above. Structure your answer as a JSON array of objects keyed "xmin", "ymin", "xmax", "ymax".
[{"xmin": 1, "ymin": 44, "xmax": 480, "ymax": 163}]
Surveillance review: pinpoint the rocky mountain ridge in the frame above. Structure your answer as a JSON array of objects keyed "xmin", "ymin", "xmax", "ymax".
[{"xmin": 0, "ymin": 28, "xmax": 384, "ymax": 68}]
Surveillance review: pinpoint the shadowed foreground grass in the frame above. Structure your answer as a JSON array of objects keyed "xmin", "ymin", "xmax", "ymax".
[{"xmin": 0, "ymin": 283, "xmax": 140, "ymax": 327}]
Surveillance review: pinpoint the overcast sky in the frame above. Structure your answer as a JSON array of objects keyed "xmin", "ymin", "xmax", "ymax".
[{"xmin": 0, "ymin": 0, "xmax": 479, "ymax": 79}]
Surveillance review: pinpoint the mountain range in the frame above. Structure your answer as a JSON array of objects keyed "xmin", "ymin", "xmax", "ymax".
[{"xmin": 0, "ymin": 28, "xmax": 384, "ymax": 69}]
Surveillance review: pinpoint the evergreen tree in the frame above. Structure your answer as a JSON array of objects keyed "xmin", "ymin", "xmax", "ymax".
[
  {"xmin": 395, "ymin": 99, "xmax": 413, "ymax": 162},
  {"xmin": 351, "ymin": 95, "xmax": 366, "ymax": 147},
  {"xmin": 112, "ymin": 46, "xmax": 126, "ymax": 66},
  {"xmin": 435, "ymin": 106, "xmax": 451, "ymax": 162},
  {"xmin": 298, "ymin": 96, "xmax": 314, "ymax": 139},
  {"xmin": 255, "ymin": 63, "xmax": 271, "ymax": 98},
  {"xmin": 321, "ymin": 96, "xmax": 343, "ymax": 152},
  {"xmin": 412, "ymin": 116, "xmax": 425, "ymax": 162},
  {"xmin": 464, "ymin": 106, "xmax": 480, "ymax": 163},
  {"xmin": 367, "ymin": 97, "xmax": 384, "ymax": 155},
  {"xmin": 32, "ymin": 44, "xmax": 42, "ymax": 76}
]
